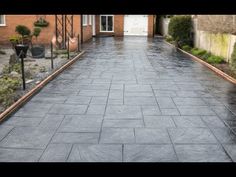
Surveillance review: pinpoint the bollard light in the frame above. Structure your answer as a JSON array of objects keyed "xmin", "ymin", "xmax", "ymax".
[{"xmin": 15, "ymin": 44, "xmax": 29, "ymax": 90}]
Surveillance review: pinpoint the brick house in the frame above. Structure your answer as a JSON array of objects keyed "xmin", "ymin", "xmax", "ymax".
[
  {"xmin": 0, "ymin": 15, "xmax": 155, "ymax": 45},
  {"xmin": 0, "ymin": 15, "xmax": 93, "ymax": 45},
  {"xmin": 94, "ymin": 15, "xmax": 155, "ymax": 37}
]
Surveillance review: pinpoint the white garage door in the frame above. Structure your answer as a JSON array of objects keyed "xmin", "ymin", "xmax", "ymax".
[{"xmin": 124, "ymin": 15, "xmax": 148, "ymax": 36}]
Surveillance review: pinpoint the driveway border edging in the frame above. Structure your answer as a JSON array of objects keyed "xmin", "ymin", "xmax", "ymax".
[
  {"xmin": 0, "ymin": 51, "xmax": 85, "ymax": 123},
  {"xmin": 164, "ymin": 40, "xmax": 236, "ymax": 85}
]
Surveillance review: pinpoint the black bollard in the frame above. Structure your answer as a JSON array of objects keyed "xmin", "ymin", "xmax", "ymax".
[
  {"xmin": 15, "ymin": 44, "xmax": 28, "ymax": 90},
  {"xmin": 20, "ymin": 53, "xmax": 26, "ymax": 90}
]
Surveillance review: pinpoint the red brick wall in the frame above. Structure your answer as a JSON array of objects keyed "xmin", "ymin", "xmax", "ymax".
[
  {"xmin": 82, "ymin": 15, "xmax": 93, "ymax": 42},
  {"xmin": 95, "ymin": 15, "xmax": 124, "ymax": 36},
  {"xmin": 0, "ymin": 15, "xmax": 84, "ymax": 45},
  {"xmin": 148, "ymin": 15, "xmax": 155, "ymax": 37}
]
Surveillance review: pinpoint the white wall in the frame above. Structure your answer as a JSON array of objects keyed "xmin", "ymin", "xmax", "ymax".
[{"xmin": 159, "ymin": 17, "xmax": 170, "ymax": 36}]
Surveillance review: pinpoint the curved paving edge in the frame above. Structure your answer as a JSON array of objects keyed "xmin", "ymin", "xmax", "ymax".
[
  {"xmin": 0, "ymin": 51, "xmax": 85, "ymax": 123},
  {"xmin": 164, "ymin": 41, "xmax": 236, "ymax": 85}
]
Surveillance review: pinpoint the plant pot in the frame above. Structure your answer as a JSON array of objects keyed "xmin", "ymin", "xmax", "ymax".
[
  {"xmin": 31, "ymin": 45, "xmax": 45, "ymax": 58},
  {"xmin": 66, "ymin": 37, "xmax": 78, "ymax": 52},
  {"xmin": 15, "ymin": 44, "xmax": 29, "ymax": 58}
]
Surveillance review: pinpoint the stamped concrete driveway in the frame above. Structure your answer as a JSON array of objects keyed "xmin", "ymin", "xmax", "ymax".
[{"xmin": 1, "ymin": 37, "xmax": 236, "ymax": 162}]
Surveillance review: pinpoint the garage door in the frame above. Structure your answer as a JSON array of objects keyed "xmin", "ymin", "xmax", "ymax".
[{"xmin": 124, "ymin": 15, "xmax": 148, "ymax": 36}]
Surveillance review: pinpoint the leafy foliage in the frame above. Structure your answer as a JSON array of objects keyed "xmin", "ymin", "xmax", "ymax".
[
  {"xmin": 206, "ymin": 55, "xmax": 224, "ymax": 64},
  {"xmin": 190, "ymin": 48, "xmax": 207, "ymax": 57},
  {"xmin": 168, "ymin": 15, "xmax": 193, "ymax": 47},
  {"xmin": 182, "ymin": 45, "xmax": 192, "ymax": 52},
  {"xmin": 0, "ymin": 75, "xmax": 21, "ymax": 108}
]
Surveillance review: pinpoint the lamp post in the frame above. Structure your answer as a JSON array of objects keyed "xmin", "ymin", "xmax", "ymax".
[{"xmin": 15, "ymin": 44, "xmax": 29, "ymax": 90}]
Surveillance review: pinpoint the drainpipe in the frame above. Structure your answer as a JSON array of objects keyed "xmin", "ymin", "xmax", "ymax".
[{"xmin": 81, "ymin": 14, "xmax": 83, "ymax": 44}]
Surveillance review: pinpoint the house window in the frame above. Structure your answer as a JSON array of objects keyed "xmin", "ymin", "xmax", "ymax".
[
  {"xmin": 83, "ymin": 15, "xmax": 87, "ymax": 26},
  {"xmin": 89, "ymin": 15, "xmax": 92, "ymax": 25},
  {"xmin": 100, "ymin": 15, "xmax": 113, "ymax": 32},
  {"xmin": 0, "ymin": 15, "xmax": 6, "ymax": 26}
]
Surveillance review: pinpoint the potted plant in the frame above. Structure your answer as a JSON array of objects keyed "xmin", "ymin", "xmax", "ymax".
[
  {"xmin": 13, "ymin": 25, "xmax": 31, "ymax": 58},
  {"xmin": 30, "ymin": 27, "xmax": 45, "ymax": 58}
]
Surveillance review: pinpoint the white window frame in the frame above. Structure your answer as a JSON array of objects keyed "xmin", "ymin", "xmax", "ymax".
[
  {"xmin": 0, "ymin": 15, "xmax": 6, "ymax": 26},
  {"xmin": 100, "ymin": 15, "xmax": 114, "ymax": 32},
  {"xmin": 83, "ymin": 15, "xmax": 88, "ymax": 26},
  {"xmin": 89, "ymin": 15, "xmax": 92, "ymax": 25}
]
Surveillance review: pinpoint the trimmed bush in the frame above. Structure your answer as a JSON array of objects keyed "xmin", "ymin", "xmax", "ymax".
[
  {"xmin": 168, "ymin": 15, "xmax": 193, "ymax": 47},
  {"xmin": 15, "ymin": 25, "xmax": 31, "ymax": 37},
  {"xmin": 230, "ymin": 42, "xmax": 236, "ymax": 70},
  {"xmin": 206, "ymin": 55, "xmax": 224, "ymax": 64},
  {"xmin": 182, "ymin": 45, "xmax": 192, "ymax": 52}
]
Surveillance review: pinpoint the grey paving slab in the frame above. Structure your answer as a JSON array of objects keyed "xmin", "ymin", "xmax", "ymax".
[
  {"xmin": 124, "ymin": 97, "xmax": 157, "ymax": 106},
  {"xmin": 51, "ymin": 132, "xmax": 99, "ymax": 144},
  {"xmin": 86, "ymin": 105, "xmax": 106, "ymax": 115},
  {"xmin": 168, "ymin": 128, "xmax": 218, "ymax": 144},
  {"xmin": 135, "ymin": 128, "xmax": 171, "ymax": 144},
  {"xmin": 201, "ymin": 116, "xmax": 226, "ymax": 128},
  {"xmin": 58, "ymin": 115, "xmax": 102, "ymax": 133},
  {"xmin": 49, "ymin": 104, "xmax": 88, "ymax": 115},
  {"xmin": 65, "ymin": 96, "xmax": 91, "ymax": 104},
  {"xmin": 0, "ymin": 127, "xmax": 55, "ymax": 149},
  {"xmin": 161, "ymin": 108, "xmax": 180, "ymax": 116},
  {"xmin": 2, "ymin": 116, "xmax": 43, "ymax": 127},
  {"xmin": 0, "ymin": 125, "xmax": 14, "ymax": 141},
  {"xmin": 177, "ymin": 106, "xmax": 216, "ymax": 116},
  {"xmin": 68, "ymin": 144, "xmax": 122, "ymax": 162},
  {"xmin": 142, "ymin": 106, "xmax": 161, "ymax": 116},
  {"xmin": 222, "ymin": 144, "xmax": 236, "ymax": 162},
  {"xmin": 103, "ymin": 119, "xmax": 144, "ymax": 128},
  {"xmin": 0, "ymin": 148, "xmax": 43, "ymax": 162},
  {"xmin": 105, "ymin": 105, "xmax": 142, "ymax": 119},
  {"xmin": 172, "ymin": 116, "xmax": 206, "ymax": 128},
  {"xmin": 39, "ymin": 143, "xmax": 72, "ymax": 162},
  {"xmin": 90, "ymin": 97, "xmax": 107, "ymax": 105},
  {"xmin": 144, "ymin": 116, "xmax": 176, "ymax": 128},
  {"xmin": 124, "ymin": 145, "xmax": 178, "ymax": 162},
  {"xmin": 100, "ymin": 128, "xmax": 135, "ymax": 144},
  {"xmin": 175, "ymin": 145, "xmax": 231, "ymax": 162},
  {"xmin": 210, "ymin": 127, "xmax": 236, "ymax": 144}
]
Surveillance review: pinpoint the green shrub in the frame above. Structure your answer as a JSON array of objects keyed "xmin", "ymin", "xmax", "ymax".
[
  {"xmin": 32, "ymin": 27, "xmax": 41, "ymax": 42},
  {"xmin": 2, "ymin": 63, "xmax": 21, "ymax": 74},
  {"xmin": 190, "ymin": 48, "xmax": 207, "ymax": 57},
  {"xmin": 206, "ymin": 55, "xmax": 224, "ymax": 64},
  {"xmin": 165, "ymin": 35, "xmax": 174, "ymax": 43},
  {"xmin": 0, "ymin": 75, "xmax": 21, "ymax": 108},
  {"xmin": 230, "ymin": 42, "xmax": 236, "ymax": 70},
  {"xmin": 201, "ymin": 52, "xmax": 211, "ymax": 61},
  {"xmin": 168, "ymin": 15, "xmax": 192, "ymax": 47},
  {"xmin": 182, "ymin": 45, "xmax": 192, "ymax": 52}
]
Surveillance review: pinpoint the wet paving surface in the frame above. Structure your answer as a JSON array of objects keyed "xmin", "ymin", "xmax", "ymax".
[{"xmin": 1, "ymin": 36, "xmax": 236, "ymax": 162}]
